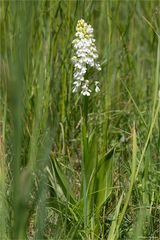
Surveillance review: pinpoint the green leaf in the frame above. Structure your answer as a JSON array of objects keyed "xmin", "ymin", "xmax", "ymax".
[
  {"xmin": 86, "ymin": 130, "xmax": 98, "ymax": 195},
  {"xmin": 107, "ymin": 193, "xmax": 123, "ymax": 240},
  {"xmin": 48, "ymin": 154, "xmax": 76, "ymax": 204},
  {"xmin": 94, "ymin": 148, "xmax": 114, "ymax": 212}
]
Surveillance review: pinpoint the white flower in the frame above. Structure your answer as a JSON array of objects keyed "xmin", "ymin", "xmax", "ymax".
[
  {"xmin": 71, "ymin": 19, "xmax": 101, "ymax": 95},
  {"xmin": 95, "ymin": 81, "xmax": 100, "ymax": 92},
  {"xmin": 81, "ymin": 80, "xmax": 91, "ymax": 96},
  {"xmin": 95, "ymin": 63, "xmax": 101, "ymax": 71}
]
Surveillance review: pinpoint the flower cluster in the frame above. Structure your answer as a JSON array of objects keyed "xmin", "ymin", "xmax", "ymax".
[{"xmin": 71, "ymin": 19, "xmax": 101, "ymax": 96}]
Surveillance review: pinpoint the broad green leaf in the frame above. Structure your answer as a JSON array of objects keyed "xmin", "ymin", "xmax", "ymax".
[
  {"xmin": 49, "ymin": 154, "xmax": 76, "ymax": 204},
  {"xmin": 94, "ymin": 148, "xmax": 114, "ymax": 212},
  {"xmin": 80, "ymin": 125, "xmax": 98, "ymax": 223},
  {"xmin": 86, "ymin": 130, "xmax": 98, "ymax": 195}
]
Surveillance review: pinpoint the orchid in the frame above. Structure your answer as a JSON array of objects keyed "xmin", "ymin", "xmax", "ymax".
[{"xmin": 72, "ymin": 19, "xmax": 101, "ymax": 96}]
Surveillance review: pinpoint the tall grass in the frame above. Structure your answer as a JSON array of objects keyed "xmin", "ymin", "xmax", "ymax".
[{"xmin": 0, "ymin": 1, "xmax": 160, "ymax": 239}]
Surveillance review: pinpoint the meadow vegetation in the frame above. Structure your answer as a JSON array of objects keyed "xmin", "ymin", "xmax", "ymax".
[{"xmin": 0, "ymin": 1, "xmax": 160, "ymax": 239}]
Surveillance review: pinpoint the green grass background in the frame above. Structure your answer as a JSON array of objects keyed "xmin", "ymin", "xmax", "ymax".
[{"xmin": 0, "ymin": 0, "xmax": 160, "ymax": 239}]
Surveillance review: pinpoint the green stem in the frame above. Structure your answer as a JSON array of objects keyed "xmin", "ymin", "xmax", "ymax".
[
  {"xmin": 81, "ymin": 96, "xmax": 89, "ymax": 228},
  {"xmin": 83, "ymin": 96, "xmax": 88, "ymax": 128}
]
